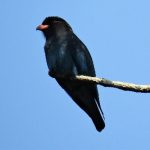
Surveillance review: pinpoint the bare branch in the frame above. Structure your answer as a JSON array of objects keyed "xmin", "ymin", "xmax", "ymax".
[
  {"xmin": 48, "ymin": 71, "xmax": 150, "ymax": 93},
  {"xmin": 71, "ymin": 75, "xmax": 150, "ymax": 93}
]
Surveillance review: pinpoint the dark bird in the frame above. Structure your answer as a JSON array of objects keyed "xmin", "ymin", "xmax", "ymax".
[{"xmin": 36, "ymin": 16, "xmax": 105, "ymax": 132}]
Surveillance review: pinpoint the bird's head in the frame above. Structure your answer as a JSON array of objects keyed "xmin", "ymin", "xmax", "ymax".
[{"xmin": 36, "ymin": 16, "xmax": 72, "ymax": 39}]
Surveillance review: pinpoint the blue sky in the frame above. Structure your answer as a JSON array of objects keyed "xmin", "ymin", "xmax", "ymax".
[{"xmin": 0, "ymin": 0, "xmax": 150, "ymax": 150}]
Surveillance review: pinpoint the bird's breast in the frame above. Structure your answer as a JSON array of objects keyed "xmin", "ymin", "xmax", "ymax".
[{"xmin": 44, "ymin": 40, "xmax": 77, "ymax": 77}]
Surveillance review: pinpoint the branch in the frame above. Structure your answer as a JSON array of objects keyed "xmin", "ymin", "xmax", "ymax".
[
  {"xmin": 48, "ymin": 72, "xmax": 150, "ymax": 93},
  {"xmin": 72, "ymin": 75, "xmax": 150, "ymax": 93}
]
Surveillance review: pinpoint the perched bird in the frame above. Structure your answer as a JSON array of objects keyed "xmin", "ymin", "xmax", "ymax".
[{"xmin": 36, "ymin": 16, "xmax": 105, "ymax": 131}]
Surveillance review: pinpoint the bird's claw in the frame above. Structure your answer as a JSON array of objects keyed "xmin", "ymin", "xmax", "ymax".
[{"xmin": 48, "ymin": 71, "xmax": 56, "ymax": 78}]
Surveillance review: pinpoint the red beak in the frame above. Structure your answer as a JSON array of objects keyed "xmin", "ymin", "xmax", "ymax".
[{"xmin": 36, "ymin": 24, "xmax": 49, "ymax": 31}]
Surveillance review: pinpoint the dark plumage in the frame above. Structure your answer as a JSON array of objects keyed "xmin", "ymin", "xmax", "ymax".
[{"xmin": 36, "ymin": 16, "xmax": 105, "ymax": 131}]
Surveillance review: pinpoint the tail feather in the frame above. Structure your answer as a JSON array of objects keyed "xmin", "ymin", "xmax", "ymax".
[
  {"xmin": 90, "ymin": 101, "xmax": 105, "ymax": 132},
  {"xmin": 92, "ymin": 116, "xmax": 105, "ymax": 132},
  {"xmin": 56, "ymin": 79, "xmax": 105, "ymax": 131}
]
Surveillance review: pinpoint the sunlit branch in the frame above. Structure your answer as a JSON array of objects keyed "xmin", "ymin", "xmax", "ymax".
[{"xmin": 49, "ymin": 72, "xmax": 150, "ymax": 93}]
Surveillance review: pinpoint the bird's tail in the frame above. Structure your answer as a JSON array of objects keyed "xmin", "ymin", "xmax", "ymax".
[
  {"xmin": 56, "ymin": 79, "xmax": 105, "ymax": 132},
  {"xmin": 90, "ymin": 101, "xmax": 105, "ymax": 132}
]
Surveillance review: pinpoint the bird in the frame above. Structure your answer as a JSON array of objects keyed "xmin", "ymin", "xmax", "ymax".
[{"xmin": 36, "ymin": 16, "xmax": 105, "ymax": 132}]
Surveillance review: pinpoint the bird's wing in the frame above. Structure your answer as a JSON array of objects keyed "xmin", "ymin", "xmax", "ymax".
[
  {"xmin": 70, "ymin": 35, "xmax": 100, "ymax": 107},
  {"xmin": 56, "ymin": 35, "xmax": 105, "ymax": 131}
]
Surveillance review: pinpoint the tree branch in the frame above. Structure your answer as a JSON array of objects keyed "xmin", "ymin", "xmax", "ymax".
[
  {"xmin": 48, "ymin": 72, "xmax": 150, "ymax": 93},
  {"xmin": 71, "ymin": 75, "xmax": 150, "ymax": 93}
]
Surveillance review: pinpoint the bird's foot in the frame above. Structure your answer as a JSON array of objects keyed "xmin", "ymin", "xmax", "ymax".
[
  {"xmin": 48, "ymin": 71, "xmax": 64, "ymax": 78},
  {"xmin": 48, "ymin": 71, "xmax": 56, "ymax": 78}
]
